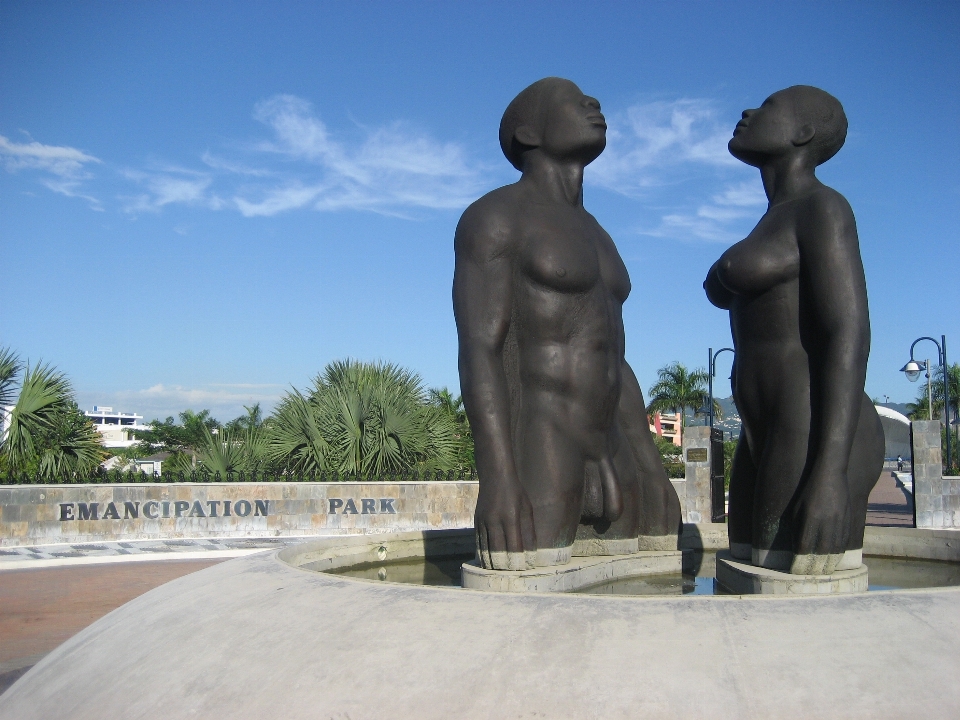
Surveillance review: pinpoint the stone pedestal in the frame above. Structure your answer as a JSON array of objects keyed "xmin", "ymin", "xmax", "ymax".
[
  {"xmin": 461, "ymin": 550, "xmax": 682, "ymax": 593},
  {"xmin": 715, "ymin": 550, "xmax": 868, "ymax": 595},
  {"xmin": 682, "ymin": 426, "xmax": 712, "ymax": 524},
  {"xmin": 911, "ymin": 420, "xmax": 960, "ymax": 528}
]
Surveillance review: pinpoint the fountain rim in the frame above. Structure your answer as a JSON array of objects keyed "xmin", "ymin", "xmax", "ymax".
[{"xmin": 276, "ymin": 526, "xmax": 960, "ymax": 602}]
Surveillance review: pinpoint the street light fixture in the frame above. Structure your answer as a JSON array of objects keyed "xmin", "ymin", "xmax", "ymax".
[
  {"xmin": 707, "ymin": 347, "xmax": 735, "ymax": 431},
  {"xmin": 901, "ymin": 335, "xmax": 950, "ymax": 472},
  {"xmin": 900, "ymin": 360, "xmax": 924, "ymax": 383}
]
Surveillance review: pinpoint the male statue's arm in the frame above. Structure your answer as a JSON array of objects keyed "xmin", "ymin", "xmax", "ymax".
[
  {"xmin": 452, "ymin": 205, "xmax": 537, "ymax": 570},
  {"xmin": 617, "ymin": 360, "xmax": 682, "ymax": 538},
  {"xmin": 792, "ymin": 189, "xmax": 869, "ymax": 572}
]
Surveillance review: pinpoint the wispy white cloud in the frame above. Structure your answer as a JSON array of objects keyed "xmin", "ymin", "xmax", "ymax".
[
  {"xmin": 588, "ymin": 98, "xmax": 737, "ymax": 196},
  {"xmin": 233, "ymin": 182, "xmax": 326, "ymax": 217},
  {"xmin": 0, "ymin": 134, "xmax": 101, "ymax": 176},
  {"xmin": 113, "ymin": 95, "xmax": 489, "ymax": 218},
  {"xmin": 584, "ymin": 98, "xmax": 768, "ymax": 243},
  {"xmin": 200, "ymin": 151, "xmax": 274, "ymax": 177},
  {"xmin": 121, "ymin": 167, "xmax": 222, "ymax": 213},
  {"xmin": 642, "ymin": 180, "xmax": 767, "ymax": 243},
  {"xmin": 77, "ymin": 383, "xmax": 285, "ymax": 423},
  {"xmin": 5, "ymin": 95, "xmax": 761, "ymax": 240},
  {"xmin": 0, "ymin": 133, "xmax": 103, "ymax": 207},
  {"xmin": 230, "ymin": 94, "xmax": 487, "ymax": 216}
]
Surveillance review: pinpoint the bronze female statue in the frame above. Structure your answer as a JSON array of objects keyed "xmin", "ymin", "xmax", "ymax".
[{"xmin": 704, "ymin": 86, "xmax": 884, "ymax": 575}]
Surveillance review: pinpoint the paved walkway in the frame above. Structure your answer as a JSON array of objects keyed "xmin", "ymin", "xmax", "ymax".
[
  {"xmin": 0, "ymin": 535, "xmax": 316, "ymax": 570},
  {"xmin": 866, "ymin": 471, "xmax": 914, "ymax": 527},
  {"xmin": 0, "ymin": 536, "xmax": 319, "ymax": 695},
  {"xmin": 0, "ymin": 559, "xmax": 228, "ymax": 693},
  {"xmin": 0, "ymin": 473, "xmax": 916, "ymax": 698}
]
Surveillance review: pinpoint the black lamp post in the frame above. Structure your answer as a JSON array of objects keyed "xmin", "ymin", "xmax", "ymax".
[
  {"xmin": 707, "ymin": 347, "xmax": 735, "ymax": 430},
  {"xmin": 901, "ymin": 335, "xmax": 951, "ymax": 472}
]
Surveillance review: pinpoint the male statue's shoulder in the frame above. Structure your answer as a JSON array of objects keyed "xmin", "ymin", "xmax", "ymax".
[{"xmin": 455, "ymin": 183, "xmax": 522, "ymax": 257}]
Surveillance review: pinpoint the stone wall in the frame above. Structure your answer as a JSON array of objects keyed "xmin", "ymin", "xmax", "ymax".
[
  {"xmin": 0, "ymin": 482, "xmax": 479, "ymax": 547},
  {"xmin": 911, "ymin": 421, "xmax": 959, "ymax": 528},
  {"xmin": 682, "ymin": 426, "xmax": 712, "ymax": 524}
]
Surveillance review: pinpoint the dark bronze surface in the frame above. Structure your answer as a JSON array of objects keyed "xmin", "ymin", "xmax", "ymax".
[
  {"xmin": 454, "ymin": 78, "xmax": 681, "ymax": 570},
  {"xmin": 704, "ymin": 86, "xmax": 884, "ymax": 575}
]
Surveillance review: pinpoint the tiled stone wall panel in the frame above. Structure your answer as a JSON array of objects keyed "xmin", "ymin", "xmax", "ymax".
[
  {"xmin": 683, "ymin": 427, "xmax": 712, "ymax": 524},
  {"xmin": 0, "ymin": 482, "xmax": 480, "ymax": 546},
  {"xmin": 911, "ymin": 421, "xmax": 959, "ymax": 529}
]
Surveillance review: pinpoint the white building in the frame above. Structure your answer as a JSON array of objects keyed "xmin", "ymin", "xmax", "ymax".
[
  {"xmin": 84, "ymin": 406, "xmax": 149, "ymax": 449},
  {"xmin": 0, "ymin": 405, "xmax": 12, "ymax": 446}
]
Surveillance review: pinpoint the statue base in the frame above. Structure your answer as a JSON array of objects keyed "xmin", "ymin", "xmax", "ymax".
[
  {"xmin": 716, "ymin": 549, "xmax": 868, "ymax": 595},
  {"xmin": 461, "ymin": 550, "xmax": 682, "ymax": 593}
]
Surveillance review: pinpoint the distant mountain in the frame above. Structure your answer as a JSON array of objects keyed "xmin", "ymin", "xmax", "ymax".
[
  {"xmin": 691, "ymin": 398, "xmax": 913, "ymax": 442},
  {"xmin": 713, "ymin": 396, "xmax": 741, "ymax": 440},
  {"xmin": 665, "ymin": 397, "xmax": 742, "ymax": 440}
]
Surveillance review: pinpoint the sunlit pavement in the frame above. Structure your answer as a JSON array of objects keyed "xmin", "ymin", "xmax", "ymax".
[
  {"xmin": 0, "ymin": 535, "xmax": 320, "ymax": 694},
  {"xmin": 0, "ymin": 475, "xmax": 914, "ymax": 697},
  {"xmin": 0, "ymin": 559, "xmax": 228, "ymax": 693},
  {"xmin": 867, "ymin": 470, "xmax": 915, "ymax": 527}
]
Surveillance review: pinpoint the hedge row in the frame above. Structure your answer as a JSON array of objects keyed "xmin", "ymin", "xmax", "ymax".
[{"xmin": 0, "ymin": 467, "xmax": 479, "ymax": 486}]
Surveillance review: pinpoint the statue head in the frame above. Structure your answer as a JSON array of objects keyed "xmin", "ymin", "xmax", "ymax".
[
  {"xmin": 499, "ymin": 77, "xmax": 606, "ymax": 172},
  {"xmin": 729, "ymin": 85, "xmax": 847, "ymax": 168}
]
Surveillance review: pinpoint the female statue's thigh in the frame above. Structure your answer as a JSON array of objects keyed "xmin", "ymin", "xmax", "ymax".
[
  {"xmin": 751, "ymin": 423, "xmax": 809, "ymax": 551},
  {"xmin": 728, "ymin": 435, "xmax": 757, "ymax": 552}
]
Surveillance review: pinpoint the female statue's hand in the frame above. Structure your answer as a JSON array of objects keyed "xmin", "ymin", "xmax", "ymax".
[{"xmin": 790, "ymin": 472, "xmax": 851, "ymax": 575}]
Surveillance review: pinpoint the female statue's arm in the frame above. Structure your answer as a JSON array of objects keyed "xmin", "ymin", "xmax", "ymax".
[
  {"xmin": 453, "ymin": 202, "xmax": 536, "ymax": 570},
  {"xmin": 792, "ymin": 189, "xmax": 869, "ymax": 570}
]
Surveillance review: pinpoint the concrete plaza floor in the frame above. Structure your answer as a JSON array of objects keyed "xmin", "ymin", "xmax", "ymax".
[
  {"xmin": 866, "ymin": 471, "xmax": 914, "ymax": 527},
  {"xmin": 0, "ymin": 536, "xmax": 316, "ymax": 694},
  {"xmin": 0, "ymin": 474, "xmax": 918, "ymax": 701}
]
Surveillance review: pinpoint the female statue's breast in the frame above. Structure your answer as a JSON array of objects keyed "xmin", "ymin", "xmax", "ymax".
[{"xmin": 716, "ymin": 227, "xmax": 800, "ymax": 298}]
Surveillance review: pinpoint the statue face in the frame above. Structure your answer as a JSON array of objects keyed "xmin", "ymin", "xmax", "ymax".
[
  {"xmin": 728, "ymin": 90, "xmax": 799, "ymax": 166},
  {"xmin": 535, "ymin": 80, "xmax": 607, "ymax": 165}
]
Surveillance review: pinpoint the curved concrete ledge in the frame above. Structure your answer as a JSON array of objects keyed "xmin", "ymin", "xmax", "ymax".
[
  {"xmin": 461, "ymin": 550, "xmax": 682, "ymax": 592},
  {"xmin": 716, "ymin": 550, "xmax": 869, "ymax": 595},
  {"xmin": 3, "ymin": 528, "xmax": 960, "ymax": 719}
]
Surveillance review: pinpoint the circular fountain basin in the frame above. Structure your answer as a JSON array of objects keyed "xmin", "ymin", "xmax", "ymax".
[
  {"xmin": 2, "ymin": 527, "xmax": 960, "ymax": 719},
  {"xmin": 311, "ymin": 528, "xmax": 960, "ymax": 596}
]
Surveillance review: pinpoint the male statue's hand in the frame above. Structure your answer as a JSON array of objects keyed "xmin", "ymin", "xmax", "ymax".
[
  {"xmin": 790, "ymin": 471, "xmax": 851, "ymax": 575},
  {"xmin": 474, "ymin": 479, "xmax": 537, "ymax": 571}
]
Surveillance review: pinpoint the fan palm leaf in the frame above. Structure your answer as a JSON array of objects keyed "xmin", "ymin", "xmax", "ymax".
[
  {"xmin": 647, "ymin": 362, "xmax": 714, "ymax": 427},
  {"xmin": 4, "ymin": 362, "xmax": 72, "ymax": 471},
  {"xmin": 265, "ymin": 390, "xmax": 332, "ymax": 473},
  {"xmin": 0, "ymin": 346, "xmax": 21, "ymax": 411},
  {"xmin": 265, "ymin": 359, "xmax": 464, "ymax": 475}
]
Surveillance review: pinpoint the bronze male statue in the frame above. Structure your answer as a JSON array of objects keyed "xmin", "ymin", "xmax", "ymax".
[
  {"xmin": 454, "ymin": 77, "xmax": 681, "ymax": 571},
  {"xmin": 704, "ymin": 86, "xmax": 884, "ymax": 575}
]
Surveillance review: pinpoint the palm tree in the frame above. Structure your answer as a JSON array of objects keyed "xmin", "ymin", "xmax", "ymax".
[
  {"xmin": 647, "ymin": 362, "xmax": 717, "ymax": 428},
  {"xmin": 907, "ymin": 363, "xmax": 960, "ymax": 422},
  {"xmin": 132, "ymin": 409, "xmax": 220, "ymax": 470},
  {"xmin": 224, "ymin": 403, "xmax": 265, "ymax": 433},
  {"xmin": 429, "ymin": 387, "xmax": 474, "ymax": 469},
  {"xmin": 197, "ymin": 424, "xmax": 267, "ymax": 475},
  {"xmin": 0, "ymin": 349, "xmax": 105, "ymax": 479},
  {"xmin": 266, "ymin": 359, "xmax": 460, "ymax": 475},
  {"xmin": 0, "ymin": 346, "xmax": 20, "ymax": 410}
]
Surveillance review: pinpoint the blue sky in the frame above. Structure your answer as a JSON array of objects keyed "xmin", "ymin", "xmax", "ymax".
[{"xmin": 1, "ymin": 1, "xmax": 958, "ymax": 422}]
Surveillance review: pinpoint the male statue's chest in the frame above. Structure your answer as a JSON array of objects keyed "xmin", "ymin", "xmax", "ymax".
[{"xmin": 517, "ymin": 212, "xmax": 629, "ymax": 299}]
